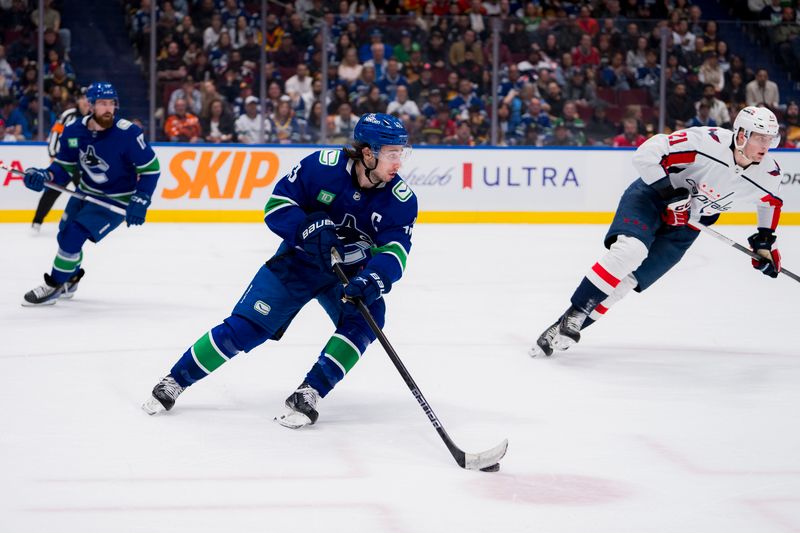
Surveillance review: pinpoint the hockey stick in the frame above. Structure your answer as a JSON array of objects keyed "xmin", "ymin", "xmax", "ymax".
[
  {"xmin": 331, "ymin": 251, "xmax": 508, "ymax": 472},
  {"xmin": 1, "ymin": 164, "xmax": 127, "ymax": 216},
  {"xmin": 690, "ymin": 220, "xmax": 800, "ymax": 283}
]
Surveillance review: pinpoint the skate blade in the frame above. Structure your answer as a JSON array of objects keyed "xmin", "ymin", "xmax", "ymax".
[
  {"xmin": 60, "ymin": 292, "xmax": 76, "ymax": 300},
  {"xmin": 142, "ymin": 396, "xmax": 166, "ymax": 415},
  {"xmin": 552, "ymin": 334, "xmax": 577, "ymax": 351},
  {"xmin": 21, "ymin": 298, "xmax": 58, "ymax": 307},
  {"xmin": 274, "ymin": 410, "xmax": 313, "ymax": 429}
]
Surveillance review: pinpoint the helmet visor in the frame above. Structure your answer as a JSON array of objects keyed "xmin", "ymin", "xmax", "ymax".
[{"xmin": 378, "ymin": 145, "xmax": 412, "ymax": 163}]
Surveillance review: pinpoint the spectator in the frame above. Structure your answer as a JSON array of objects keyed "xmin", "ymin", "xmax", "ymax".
[
  {"xmin": 636, "ymin": 49, "xmax": 661, "ymax": 102},
  {"xmin": 32, "ymin": 0, "xmax": 70, "ymax": 55},
  {"xmin": 167, "ymin": 77, "xmax": 201, "ymax": 116},
  {"xmin": 201, "ymin": 98, "xmax": 235, "ymax": 143},
  {"xmin": 544, "ymin": 80, "xmax": 565, "ymax": 117},
  {"xmin": 585, "ymin": 103, "xmax": 617, "ymax": 145},
  {"xmin": 601, "ymin": 52, "xmax": 632, "ymax": 90},
  {"xmin": 698, "ymin": 52, "xmax": 725, "ymax": 93},
  {"xmin": 235, "ymin": 95, "xmax": 271, "ymax": 144},
  {"xmin": 626, "ymin": 36, "xmax": 649, "ymax": 71},
  {"xmin": 230, "ymin": 15, "xmax": 250, "ymax": 49},
  {"xmin": 337, "ymin": 47, "xmax": 363, "ymax": 85},
  {"xmin": 444, "ymin": 119, "xmax": 475, "ymax": 145},
  {"xmin": 0, "ymin": 96, "xmax": 28, "ymax": 140},
  {"xmin": 577, "ymin": 6, "xmax": 599, "ymax": 37},
  {"xmin": 421, "ymin": 88, "xmax": 443, "ymax": 118},
  {"xmin": 558, "ymin": 101, "xmax": 587, "ymax": 146},
  {"xmin": 745, "ymin": 68, "xmax": 780, "ymax": 109},
  {"xmin": 164, "ymin": 97, "xmax": 201, "ymax": 142},
  {"xmin": 364, "ymin": 42, "xmax": 389, "ymax": 80},
  {"xmin": 189, "ymin": 51, "xmax": 214, "ymax": 82},
  {"xmin": 377, "ymin": 57, "xmax": 408, "ymax": 100},
  {"xmin": 239, "ymin": 29, "xmax": 261, "ymax": 63},
  {"xmin": 449, "ymin": 78, "xmax": 483, "ymax": 116},
  {"xmin": 263, "ymin": 13, "xmax": 285, "ymax": 52},
  {"xmin": 784, "ymin": 100, "xmax": 800, "ymax": 144},
  {"xmin": 393, "ymin": 30, "xmax": 417, "ymax": 65},
  {"xmin": 572, "ymin": 34, "xmax": 600, "ymax": 68},
  {"xmin": 386, "ymin": 85, "xmax": 421, "ymax": 117},
  {"xmin": 285, "ymin": 63, "xmax": 313, "ymax": 109},
  {"xmin": 209, "ymin": 31, "xmax": 234, "ymax": 74},
  {"xmin": 157, "ymin": 41, "xmax": 188, "ymax": 82},
  {"xmin": 425, "ymin": 30, "xmax": 448, "ymax": 69},
  {"xmin": 270, "ymin": 97, "xmax": 305, "ymax": 144},
  {"xmin": 330, "ymin": 101, "xmax": 359, "ymax": 143},
  {"xmin": 697, "ymin": 83, "xmax": 731, "ymax": 127},
  {"xmin": 672, "ymin": 18, "xmax": 696, "ymax": 53},
  {"xmin": 0, "ymin": 118, "xmax": 17, "ymax": 142},
  {"xmin": 220, "ymin": 0, "xmax": 246, "ymax": 30},
  {"xmin": 721, "ymin": 71, "xmax": 747, "ymax": 107},
  {"xmin": 203, "ymin": 13, "xmax": 224, "ymax": 51},
  {"xmin": 543, "ymin": 122, "xmax": 577, "ymax": 146},
  {"xmin": 408, "ymin": 63, "xmax": 436, "ymax": 102},
  {"xmin": 449, "ymin": 30, "xmax": 484, "ymax": 67},
  {"xmin": 356, "ymin": 84, "xmax": 387, "ymax": 115},
  {"xmin": 456, "ymin": 48, "xmax": 483, "ymax": 85},
  {"xmin": 304, "ymin": 101, "xmax": 325, "ymax": 143},
  {"xmin": 687, "ymin": 101, "xmax": 718, "ymax": 127},
  {"xmin": 273, "ymin": 33, "xmax": 301, "ymax": 68},
  {"xmin": 613, "ymin": 118, "xmax": 647, "ymax": 147},
  {"xmin": 564, "ymin": 67, "xmax": 596, "ymax": 107},
  {"xmin": 684, "ymin": 37, "xmax": 706, "ymax": 73},
  {"xmin": 666, "ymin": 82, "xmax": 696, "ymax": 129}
]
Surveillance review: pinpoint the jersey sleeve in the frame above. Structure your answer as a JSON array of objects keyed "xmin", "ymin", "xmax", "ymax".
[
  {"xmin": 263, "ymin": 155, "xmax": 315, "ymax": 245},
  {"xmin": 127, "ymin": 125, "xmax": 161, "ymax": 197},
  {"xmin": 365, "ymin": 187, "xmax": 418, "ymax": 288},
  {"xmin": 755, "ymin": 159, "xmax": 783, "ymax": 232},
  {"xmin": 632, "ymin": 130, "xmax": 702, "ymax": 196},
  {"xmin": 47, "ymin": 124, "xmax": 80, "ymax": 186}
]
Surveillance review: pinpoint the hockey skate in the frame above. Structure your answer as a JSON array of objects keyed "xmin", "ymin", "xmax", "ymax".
[
  {"xmin": 142, "ymin": 375, "xmax": 185, "ymax": 415},
  {"xmin": 529, "ymin": 320, "xmax": 560, "ymax": 357},
  {"xmin": 274, "ymin": 382, "xmax": 320, "ymax": 429},
  {"xmin": 552, "ymin": 306, "xmax": 587, "ymax": 351},
  {"xmin": 60, "ymin": 269, "xmax": 85, "ymax": 299},
  {"xmin": 22, "ymin": 273, "xmax": 64, "ymax": 306}
]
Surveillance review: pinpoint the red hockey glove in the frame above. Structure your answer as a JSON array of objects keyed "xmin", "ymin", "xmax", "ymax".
[{"xmin": 661, "ymin": 195, "xmax": 691, "ymax": 226}]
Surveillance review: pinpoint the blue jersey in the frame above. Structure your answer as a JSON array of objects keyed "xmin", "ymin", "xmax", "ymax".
[
  {"xmin": 48, "ymin": 116, "xmax": 160, "ymax": 206},
  {"xmin": 264, "ymin": 148, "xmax": 417, "ymax": 288}
]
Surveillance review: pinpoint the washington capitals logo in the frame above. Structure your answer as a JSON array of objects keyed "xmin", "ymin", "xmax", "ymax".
[
  {"xmin": 336, "ymin": 213, "xmax": 375, "ymax": 265},
  {"xmin": 768, "ymin": 160, "xmax": 781, "ymax": 177},
  {"xmin": 707, "ymin": 128, "xmax": 720, "ymax": 143}
]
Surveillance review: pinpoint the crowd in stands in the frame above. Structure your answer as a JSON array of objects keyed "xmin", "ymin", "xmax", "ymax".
[{"xmin": 2, "ymin": 0, "xmax": 800, "ymax": 149}]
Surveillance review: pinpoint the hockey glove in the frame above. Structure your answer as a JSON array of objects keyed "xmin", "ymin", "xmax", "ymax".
[
  {"xmin": 23, "ymin": 168, "xmax": 50, "ymax": 192},
  {"xmin": 661, "ymin": 189, "xmax": 691, "ymax": 226},
  {"xmin": 126, "ymin": 192, "xmax": 151, "ymax": 226},
  {"xmin": 296, "ymin": 212, "xmax": 344, "ymax": 271},
  {"xmin": 748, "ymin": 229, "xmax": 781, "ymax": 278},
  {"xmin": 344, "ymin": 269, "xmax": 390, "ymax": 308}
]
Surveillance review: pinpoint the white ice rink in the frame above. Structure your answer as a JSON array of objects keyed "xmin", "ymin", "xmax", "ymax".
[{"xmin": 1, "ymin": 222, "xmax": 799, "ymax": 533}]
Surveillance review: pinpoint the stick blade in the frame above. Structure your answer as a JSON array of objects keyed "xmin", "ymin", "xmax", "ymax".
[{"xmin": 463, "ymin": 439, "xmax": 508, "ymax": 471}]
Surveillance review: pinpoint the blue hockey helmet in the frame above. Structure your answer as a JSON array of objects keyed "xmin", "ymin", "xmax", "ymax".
[
  {"xmin": 353, "ymin": 113, "xmax": 409, "ymax": 154},
  {"xmin": 87, "ymin": 82, "xmax": 119, "ymax": 106}
]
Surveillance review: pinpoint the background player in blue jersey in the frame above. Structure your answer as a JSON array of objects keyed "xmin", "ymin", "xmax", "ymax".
[
  {"xmin": 143, "ymin": 113, "xmax": 418, "ymax": 429},
  {"xmin": 21, "ymin": 82, "xmax": 161, "ymax": 306}
]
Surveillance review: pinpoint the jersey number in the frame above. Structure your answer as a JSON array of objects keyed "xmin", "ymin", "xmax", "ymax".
[
  {"xmin": 136, "ymin": 133, "xmax": 146, "ymax": 150},
  {"xmin": 668, "ymin": 131, "xmax": 688, "ymax": 146}
]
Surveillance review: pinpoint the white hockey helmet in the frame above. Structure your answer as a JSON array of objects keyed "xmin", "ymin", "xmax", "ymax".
[{"xmin": 733, "ymin": 106, "xmax": 780, "ymax": 149}]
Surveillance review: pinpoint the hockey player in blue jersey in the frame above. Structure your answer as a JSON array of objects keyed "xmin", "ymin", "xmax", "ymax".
[
  {"xmin": 21, "ymin": 82, "xmax": 161, "ymax": 306},
  {"xmin": 143, "ymin": 113, "xmax": 418, "ymax": 429},
  {"xmin": 530, "ymin": 106, "xmax": 784, "ymax": 357}
]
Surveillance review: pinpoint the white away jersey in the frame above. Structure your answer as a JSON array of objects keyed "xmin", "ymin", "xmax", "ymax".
[{"xmin": 632, "ymin": 127, "xmax": 783, "ymax": 229}]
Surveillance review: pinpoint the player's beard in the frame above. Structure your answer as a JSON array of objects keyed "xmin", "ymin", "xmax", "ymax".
[{"xmin": 93, "ymin": 112, "xmax": 114, "ymax": 129}]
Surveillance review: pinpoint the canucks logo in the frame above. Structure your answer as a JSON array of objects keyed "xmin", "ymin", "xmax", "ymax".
[
  {"xmin": 336, "ymin": 213, "xmax": 374, "ymax": 265},
  {"xmin": 79, "ymin": 145, "xmax": 111, "ymax": 184}
]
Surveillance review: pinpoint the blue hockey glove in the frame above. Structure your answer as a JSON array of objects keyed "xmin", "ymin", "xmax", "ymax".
[
  {"xmin": 296, "ymin": 212, "xmax": 344, "ymax": 271},
  {"xmin": 23, "ymin": 168, "xmax": 50, "ymax": 192},
  {"xmin": 344, "ymin": 269, "xmax": 390, "ymax": 309},
  {"xmin": 748, "ymin": 229, "xmax": 781, "ymax": 278},
  {"xmin": 126, "ymin": 192, "xmax": 151, "ymax": 226}
]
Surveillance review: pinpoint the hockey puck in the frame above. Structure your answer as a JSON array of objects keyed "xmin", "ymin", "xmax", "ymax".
[{"xmin": 480, "ymin": 463, "xmax": 500, "ymax": 472}]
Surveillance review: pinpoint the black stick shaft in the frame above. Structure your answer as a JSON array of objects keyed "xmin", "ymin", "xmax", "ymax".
[
  {"xmin": 692, "ymin": 222, "xmax": 800, "ymax": 283},
  {"xmin": 332, "ymin": 261, "xmax": 467, "ymax": 467}
]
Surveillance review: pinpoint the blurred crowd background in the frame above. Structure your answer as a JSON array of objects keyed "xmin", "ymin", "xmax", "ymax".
[{"xmin": 1, "ymin": 0, "xmax": 800, "ymax": 148}]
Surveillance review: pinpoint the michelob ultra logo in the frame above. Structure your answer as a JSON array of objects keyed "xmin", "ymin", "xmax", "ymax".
[{"xmin": 164, "ymin": 150, "xmax": 280, "ymax": 199}]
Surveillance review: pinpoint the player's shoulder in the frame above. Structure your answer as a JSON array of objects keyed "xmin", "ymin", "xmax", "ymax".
[
  {"xmin": 113, "ymin": 118, "xmax": 144, "ymax": 137},
  {"xmin": 754, "ymin": 153, "xmax": 782, "ymax": 182},
  {"xmin": 301, "ymin": 148, "xmax": 348, "ymax": 171},
  {"xmin": 685, "ymin": 125, "xmax": 732, "ymax": 147},
  {"xmin": 383, "ymin": 175, "xmax": 418, "ymax": 214},
  {"xmin": 63, "ymin": 115, "xmax": 89, "ymax": 135}
]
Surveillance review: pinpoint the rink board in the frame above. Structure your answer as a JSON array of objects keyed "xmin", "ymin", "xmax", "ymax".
[{"xmin": 2, "ymin": 143, "xmax": 800, "ymax": 224}]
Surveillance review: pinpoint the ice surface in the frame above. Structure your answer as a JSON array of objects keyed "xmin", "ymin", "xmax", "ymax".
[{"xmin": 1, "ymin": 223, "xmax": 799, "ymax": 533}]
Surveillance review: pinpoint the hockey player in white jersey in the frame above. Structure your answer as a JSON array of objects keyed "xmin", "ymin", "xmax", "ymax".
[{"xmin": 531, "ymin": 106, "xmax": 784, "ymax": 356}]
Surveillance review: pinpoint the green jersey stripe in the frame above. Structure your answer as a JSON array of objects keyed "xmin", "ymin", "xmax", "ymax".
[
  {"xmin": 136, "ymin": 156, "xmax": 160, "ymax": 173},
  {"xmin": 264, "ymin": 195, "xmax": 298, "ymax": 217}
]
